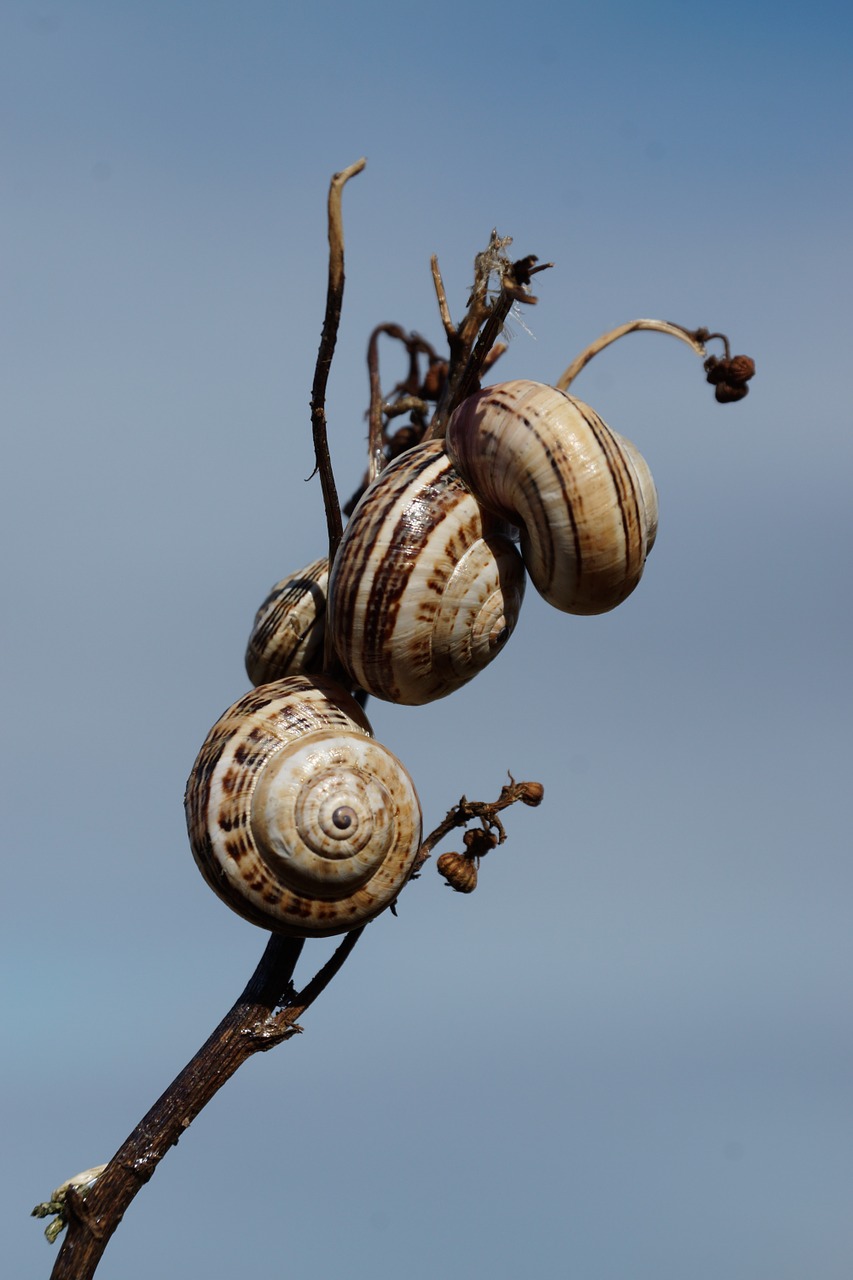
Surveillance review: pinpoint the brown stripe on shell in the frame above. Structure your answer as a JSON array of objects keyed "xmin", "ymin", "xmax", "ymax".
[
  {"xmin": 327, "ymin": 440, "xmax": 525, "ymax": 705},
  {"xmin": 446, "ymin": 380, "xmax": 657, "ymax": 615},
  {"xmin": 568, "ymin": 395, "xmax": 646, "ymax": 604},
  {"xmin": 329, "ymin": 444, "xmax": 449, "ymax": 697},
  {"xmin": 245, "ymin": 557, "xmax": 329, "ymax": 686},
  {"xmin": 184, "ymin": 674, "xmax": 422, "ymax": 938}
]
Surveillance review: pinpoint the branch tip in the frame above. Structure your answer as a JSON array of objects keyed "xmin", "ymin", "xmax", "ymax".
[{"xmin": 555, "ymin": 318, "xmax": 755, "ymax": 405}]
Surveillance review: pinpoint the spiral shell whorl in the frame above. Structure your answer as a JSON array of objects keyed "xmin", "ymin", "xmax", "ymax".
[
  {"xmin": 245, "ymin": 557, "xmax": 329, "ymax": 686},
  {"xmin": 185, "ymin": 675, "xmax": 422, "ymax": 937},
  {"xmin": 447, "ymin": 380, "xmax": 657, "ymax": 615},
  {"xmin": 328, "ymin": 440, "xmax": 525, "ymax": 705}
]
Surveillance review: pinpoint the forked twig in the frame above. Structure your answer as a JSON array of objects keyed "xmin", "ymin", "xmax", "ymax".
[
  {"xmin": 411, "ymin": 777, "xmax": 544, "ymax": 877},
  {"xmin": 427, "ymin": 235, "xmax": 552, "ymax": 438}
]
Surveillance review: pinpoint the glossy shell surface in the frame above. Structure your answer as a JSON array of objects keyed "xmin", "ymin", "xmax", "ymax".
[
  {"xmin": 447, "ymin": 380, "xmax": 658, "ymax": 615},
  {"xmin": 328, "ymin": 440, "xmax": 526, "ymax": 705},
  {"xmin": 185, "ymin": 675, "xmax": 422, "ymax": 937},
  {"xmin": 245, "ymin": 557, "xmax": 329, "ymax": 686}
]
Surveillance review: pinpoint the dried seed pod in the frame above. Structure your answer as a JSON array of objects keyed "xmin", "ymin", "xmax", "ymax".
[
  {"xmin": 436, "ymin": 851, "xmax": 478, "ymax": 894},
  {"xmin": 463, "ymin": 827, "xmax": 498, "ymax": 857},
  {"xmin": 518, "ymin": 781, "xmax": 545, "ymax": 806}
]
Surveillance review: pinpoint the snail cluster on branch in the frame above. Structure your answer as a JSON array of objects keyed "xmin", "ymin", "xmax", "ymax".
[
  {"xmin": 37, "ymin": 169, "xmax": 758, "ymax": 1279},
  {"xmin": 185, "ymin": 218, "xmax": 754, "ymax": 938},
  {"xmin": 188, "ymin": 373, "xmax": 666, "ymax": 931},
  {"xmin": 240, "ymin": 377, "xmax": 658, "ymax": 705}
]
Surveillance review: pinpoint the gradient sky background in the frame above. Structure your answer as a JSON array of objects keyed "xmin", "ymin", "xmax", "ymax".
[{"xmin": 3, "ymin": 2, "xmax": 852, "ymax": 1277}]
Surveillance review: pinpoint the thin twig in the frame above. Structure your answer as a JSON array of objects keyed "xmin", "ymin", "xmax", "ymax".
[
  {"xmin": 430, "ymin": 254, "xmax": 456, "ymax": 345},
  {"xmin": 382, "ymin": 394, "xmax": 430, "ymax": 421},
  {"xmin": 442, "ymin": 289, "xmax": 519, "ymax": 420},
  {"xmin": 426, "ymin": 238, "xmax": 552, "ymax": 439},
  {"xmin": 366, "ymin": 323, "xmax": 408, "ymax": 483},
  {"xmin": 310, "ymin": 157, "xmax": 366, "ymax": 604},
  {"xmin": 555, "ymin": 319, "xmax": 754, "ymax": 404},
  {"xmin": 554, "ymin": 318, "xmax": 709, "ymax": 391},
  {"xmin": 270, "ymin": 925, "xmax": 364, "ymax": 1033},
  {"xmin": 40, "ymin": 213, "xmax": 551, "ymax": 1280},
  {"xmin": 411, "ymin": 777, "xmax": 544, "ymax": 877}
]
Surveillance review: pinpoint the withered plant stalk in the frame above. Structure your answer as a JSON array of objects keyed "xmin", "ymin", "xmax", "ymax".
[{"xmin": 39, "ymin": 160, "xmax": 545, "ymax": 1280}]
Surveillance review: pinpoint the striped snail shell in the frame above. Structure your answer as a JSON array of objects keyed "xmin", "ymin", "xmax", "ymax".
[
  {"xmin": 245, "ymin": 557, "xmax": 329, "ymax": 686},
  {"xmin": 446, "ymin": 380, "xmax": 658, "ymax": 615},
  {"xmin": 185, "ymin": 674, "xmax": 422, "ymax": 937},
  {"xmin": 328, "ymin": 440, "xmax": 526, "ymax": 705}
]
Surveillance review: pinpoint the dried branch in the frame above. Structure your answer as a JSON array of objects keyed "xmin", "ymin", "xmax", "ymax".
[
  {"xmin": 310, "ymin": 157, "xmax": 365, "ymax": 597},
  {"xmin": 40, "ymin": 771, "xmax": 540, "ymax": 1278},
  {"xmin": 366, "ymin": 323, "xmax": 409, "ymax": 483},
  {"xmin": 411, "ymin": 776, "xmax": 544, "ymax": 878},
  {"xmin": 46, "ymin": 933, "xmax": 307, "ymax": 1279},
  {"xmin": 344, "ymin": 326, "xmax": 442, "ymax": 515},
  {"xmin": 555, "ymin": 318, "xmax": 709, "ymax": 391},
  {"xmin": 555, "ymin": 318, "xmax": 755, "ymax": 403},
  {"xmin": 430, "ymin": 254, "xmax": 456, "ymax": 346},
  {"xmin": 37, "ymin": 206, "xmax": 550, "ymax": 1280},
  {"xmin": 427, "ymin": 235, "xmax": 552, "ymax": 439}
]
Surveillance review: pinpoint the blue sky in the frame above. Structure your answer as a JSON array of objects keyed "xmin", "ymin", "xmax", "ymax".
[{"xmin": 4, "ymin": 2, "xmax": 852, "ymax": 1277}]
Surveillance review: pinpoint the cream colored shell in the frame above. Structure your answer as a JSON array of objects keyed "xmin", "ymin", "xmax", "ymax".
[
  {"xmin": 184, "ymin": 675, "xmax": 422, "ymax": 937},
  {"xmin": 245, "ymin": 557, "xmax": 329, "ymax": 686},
  {"xmin": 447, "ymin": 380, "xmax": 658, "ymax": 615},
  {"xmin": 328, "ymin": 440, "xmax": 526, "ymax": 705}
]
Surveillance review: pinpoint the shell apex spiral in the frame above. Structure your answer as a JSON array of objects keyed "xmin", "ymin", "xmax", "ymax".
[{"xmin": 185, "ymin": 674, "xmax": 423, "ymax": 937}]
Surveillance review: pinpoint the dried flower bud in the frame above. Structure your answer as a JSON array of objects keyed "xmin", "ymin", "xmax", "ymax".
[
  {"xmin": 437, "ymin": 851, "xmax": 478, "ymax": 893},
  {"xmin": 463, "ymin": 827, "xmax": 498, "ymax": 858},
  {"xmin": 705, "ymin": 353, "xmax": 755, "ymax": 401},
  {"xmin": 703, "ymin": 355, "xmax": 726, "ymax": 385},
  {"xmin": 518, "ymin": 780, "xmax": 545, "ymax": 806},
  {"xmin": 728, "ymin": 354, "xmax": 755, "ymax": 383},
  {"xmin": 510, "ymin": 254, "xmax": 539, "ymax": 287},
  {"xmin": 386, "ymin": 424, "xmax": 420, "ymax": 459},
  {"xmin": 421, "ymin": 360, "xmax": 449, "ymax": 401},
  {"xmin": 714, "ymin": 382, "xmax": 749, "ymax": 403}
]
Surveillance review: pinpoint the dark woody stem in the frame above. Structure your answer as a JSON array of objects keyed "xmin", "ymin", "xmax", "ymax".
[
  {"xmin": 43, "ymin": 778, "xmax": 540, "ymax": 1280},
  {"xmin": 309, "ymin": 157, "xmax": 365, "ymax": 670},
  {"xmin": 48, "ymin": 934, "xmax": 312, "ymax": 1280}
]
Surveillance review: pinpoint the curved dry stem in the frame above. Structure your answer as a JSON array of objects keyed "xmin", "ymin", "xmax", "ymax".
[
  {"xmin": 366, "ymin": 323, "xmax": 409, "ymax": 483},
  {"xmin": 555, "ymin": 319, "xmax": 709, "ymax": 391},
  {"xmin": 310, "ymin": 157, "xmax": 366, "ymax": 668}
]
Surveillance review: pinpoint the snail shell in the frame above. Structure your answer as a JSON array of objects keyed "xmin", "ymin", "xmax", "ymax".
[
  {"xmin": 245, "ymin": 557, "xmax": 329, "ymax": 686},
  {"xmin": 185, "ymin": 674, "xmax": 422, "ymax": 937},
  {"xmin": 447, "ymin": 380, "xmax": 658, "ymax": 615},
  {"xmin": 328, "ymin": 439, "xmax": 526, "ymax": 705}
]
